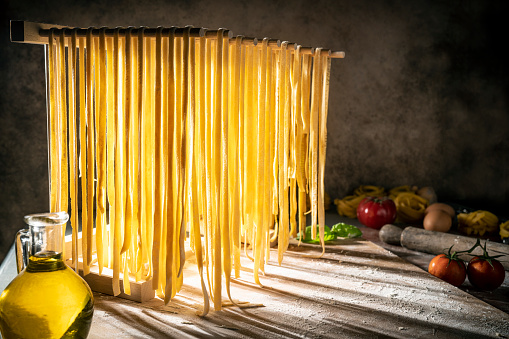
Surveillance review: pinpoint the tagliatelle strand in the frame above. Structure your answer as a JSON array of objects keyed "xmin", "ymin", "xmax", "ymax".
[
  {"xmin": 112, "ymin": 28, "xmax": 122, "ymax": 296},
  {"xmin": 95, "ymin": 28, "xmax": 107, "ymax": 274},
  {"xmin": 317, "ymin": 53, "xmax": 330, "ymax": 257},
  {"xmin": 85, "ymin": 28, "xmax": 95, "ymax": 269},
  {"xmin": 309, "ymin": 48, "xmax": 321, "ymax": 243},
  {"xmin": 106, "ymin": 33, "xmax": 115, "ymax": 270},
  {"xmin": 57, "ymin": 31, "xmax": 68, "ymax": 251},
  {"xmin": 68, "ymin": 30, "xmax": 78, "ymax": 271},
  {"xmin": 47, "ymin": 30, "xmax": 58, "ymax": 214}
]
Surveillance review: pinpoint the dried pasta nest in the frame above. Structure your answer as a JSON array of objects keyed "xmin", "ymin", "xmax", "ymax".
[
  {"xmin": 334, "ymin": 194, "xmax": 366, "ymax": 219},
  {"xmin": 353, "ymin": 185, "xmax": 385, "ymax": 197},
  {"xmin": 393, "ymin": 192, "xmax": 429, "ymax": 223},
  {"xmin": 500, "ymin": 220, "xmax": 509, "ymax": 240},
  {"xmin": 388, "ymin": 185, "xmax": 417, "ymax": 201},
  {"xmin": 458, "ymin": 210, "xmax": 499, "ymax": 237}
]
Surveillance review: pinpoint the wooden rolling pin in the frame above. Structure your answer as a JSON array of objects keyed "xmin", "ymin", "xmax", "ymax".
[{"xmin": 379, "ymin": 224, "xmax": 509, "ymax": 271}]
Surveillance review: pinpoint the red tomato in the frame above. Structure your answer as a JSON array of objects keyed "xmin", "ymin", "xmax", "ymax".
[
  {"xmin": 356, "ymin": 196, "xmax": 397, "ymax": 230},
  {"xmin": 467, "ymin": 257, "xmax": 505, "ymax": 291},
  {"xmin": 428, "ymin": 254, "xmax": 466, "ymax": 287}
]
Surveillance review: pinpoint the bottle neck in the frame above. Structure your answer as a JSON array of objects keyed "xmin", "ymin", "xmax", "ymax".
[
  {"xmin": 17, "ymin": 212, "xmax": 69, "ymax": 273},
  {"xmin": 29, "ymin": 224, "xmax": 63, "ymax": 258}
]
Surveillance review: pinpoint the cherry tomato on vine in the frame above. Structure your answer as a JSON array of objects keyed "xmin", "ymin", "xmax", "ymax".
[
  {"xmin": 467, "ymin": 256, "xmax": 505, "ymax": 291},
  {"xmin": 428, "ymin": 253, "xmax": 467, "ymax": 287},
  {"xmin": 356, "ymin": 196, "xmax": 397, "ymax": 230}
]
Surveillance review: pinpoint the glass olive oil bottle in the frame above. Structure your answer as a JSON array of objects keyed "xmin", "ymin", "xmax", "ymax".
[{"xmin": 0, "ymin": 212, "xmax": 94, "ymax": 338}]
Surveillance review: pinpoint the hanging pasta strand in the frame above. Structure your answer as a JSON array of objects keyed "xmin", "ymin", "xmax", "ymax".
[
  {"xmin": 95, "ymin": 28, "xmax": 107, "ymax": 274},
  {"xmin": 317, "ymin": 52, "xmax": 331, "ymax": 256},
  {"xmin": 192, "ymin": 34, "xmax": 210, "ymax": 317},
  {"xmin": 261, "ymin": 39, "xmax": 273, "ymax": 274},
  {"xmin": 160, "ymin": 28, "xmax": 170, "ymax": 296},
  {"xmin": 269, "ymin": 47, "xmax": 278, "ymax": 223},
  {"xmin": 220, "ymin": 31, "xmax": 233, "ymax": 303},
  {"xmin": 230, "ymin": 36, "xmax": 243, "ymax": 279},
  {"xmin": 47, "ymin": 29, "xmax": 59, "ymax": 213},
  {"xmin": 106, "ymin": 33, "xmax": 115, "ymax": 270},
  {"xmin": 289, "ymin": 45, "xmax": 301, "ymax": 239},
  {"xmin": 184, "ymin": 30, "xmax": 196, "ymax": 259},
  {"xmin": 179, "ymin": 27, "xmax": 191, "ymax": 282},
  {"xmin": 308, "ymin": 49, "xmax": 319, "ymax": 239},
  {"xmin": 68, "ymin": 30, "xmax": 78, "ymax": 271},
  {"xmin": 163, "ymin": 27, "xmax": 176, "ymax": 300},
  {"xmin": 277, "ymin": 41, "xmax": 289, "ymax": 265},
  {"xmin": 57, "ymin": 30, "xmax": 68, "ymax": 231},
  {"xmin": 85, "ymin": 28, "xmax": 95, "ymax": 270},
  {"xmin": 294, "ymin": 48, "xmax": 305, "ymax": 244},
  {"xmin": 77, "ymin": 34, "xmax": 88, "ymax": 275},
  {"xmin": 242, "ymin": 42, "xmax": 250, "ymax": 249},
  {"xmin": 129, "ymin": 31, "xmax": 141, "ymax": 279},
  {"xmin": 152, "ymin": 26, "xmax": 164, "ymax": 294},
  {"xmin": 170, "ymin": 31, "xmax": 185, "ymax": 298},
  {"xmin": 121, "ymin": 28, "xmax": 134, "ymax": 257},
  {"xmin": 266, "ymin": 43, "xmax": 276, "ymax": 264},
  {"xmin": 204, "ymin": 36, "xmax": 215, "ymax": 301},
  {"xmin": 120, "ymin": 28, "xmax": 136, "ymax": 296},
  {"xmin": 246, "ymin": 40, "xmax": 260, "ymax": 259},
  {"xmin": 112, "ymin": 28, "xmax": 123, "ymax": 296},
  {"xmin": 212, "ymin": 29, "xmax": 224, "ymax": 311},
  {"xmin": 140, "ymin": 28, "xmax": 154, "ymax": 283},
  {"xmin": 238, "ymin": 42, "xmax": 246, "ymax": 249},
  {"xmin": 253, "ymin": 38, "xmax": 268, "ymax": 285},
  {"xmin": 298, "ymin": 53, "xmax": 312, "ymax": 244}
]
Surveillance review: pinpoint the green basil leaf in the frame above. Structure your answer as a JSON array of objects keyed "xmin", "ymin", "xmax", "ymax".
[
  {"xmin": 330, "ymin": 223, "xmax": 362, "ymax": 238},
  {"xmin": 297, "ymin": 225, "xmax": 337, "ymax": 243}
]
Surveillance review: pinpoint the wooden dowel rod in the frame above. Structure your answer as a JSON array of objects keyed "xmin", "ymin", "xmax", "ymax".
[
  {"xmin": 11, "ymin": 20, "xmax": 345, "ymax": 59},
  {"xmin": 204, "ymin": 29, "xmax": 234, "ymax": 39},
  {"xmin": 241, "ymin": 37, "xmax": 258, "ymax": 45},
  {"xmin": 270, "ymin": 43, "xmax": 297, "ymax": 51},
  {"xmin": 11, "ymin": 21, "xmax": 241, "ymax": 44},
  {"xmin": 247, "ymin": 38, "xmax": 278, "ymax": 48},
  {"xmin": 268, "ymin": 39, "xmax": 281, "ymax": 47},
  {"xmin": 330, "ymin": 51, "xmax": 346, "ymax": 59},
  {"xmin": 318, "ymin": 49, "xmax": 331, "ymax": 56},
  {"xmin": 300, "ymin": 47, "xmax": 315, "ymax": 54},
  {"xmin": 287, "ymin": 42, "xmax": 297, "ymax": 50},
  {"xmin": 40, "ymin": 27, "xmax": 205, "ymax": 38},
  {"xmin": 226, "ymin": 36, "xmax": 258, "ymax": 46},
  {"xmin": 293, "ymin": 47, "xmax": 345, "ymax": 58}
]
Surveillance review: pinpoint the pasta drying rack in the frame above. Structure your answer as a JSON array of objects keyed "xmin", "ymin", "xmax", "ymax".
[{"xmin": 10, "ymin": 20, "xmax": 344, "ymax": 312}]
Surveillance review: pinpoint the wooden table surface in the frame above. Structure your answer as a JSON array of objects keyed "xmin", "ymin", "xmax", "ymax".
[{"xmin": 1, "ymin": 213, "xmax": 508, "ymax": 339}]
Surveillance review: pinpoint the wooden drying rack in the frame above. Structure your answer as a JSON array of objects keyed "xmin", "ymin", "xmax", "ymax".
[
  {"xmin": 9, "ymin": 19, "xmax": 344, "ymax": 303},
  {"xmin": 10, "ymin": 20, "xmax": 345, "ymax": 58}
]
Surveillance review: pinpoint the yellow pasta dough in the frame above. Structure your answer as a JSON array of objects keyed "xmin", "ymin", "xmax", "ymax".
[{"xmin": 45, "ymin": 25, "xmax": 336, "ymax": 315}]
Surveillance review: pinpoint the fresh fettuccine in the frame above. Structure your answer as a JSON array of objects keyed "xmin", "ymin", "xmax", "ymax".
[{"xmin": 45, "ymin": 26, "xmax": 336, "ymax": 316}]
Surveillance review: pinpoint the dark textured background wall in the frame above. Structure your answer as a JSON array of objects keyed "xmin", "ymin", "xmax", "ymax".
[{"xmin": 1, "ymin": 0, "xmax": 508, "ymax": 263}]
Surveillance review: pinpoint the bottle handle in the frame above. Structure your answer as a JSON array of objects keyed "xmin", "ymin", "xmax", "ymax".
[{"xmin": 15, "ymin": 229, "xmax": 29, "ymax": 273}]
